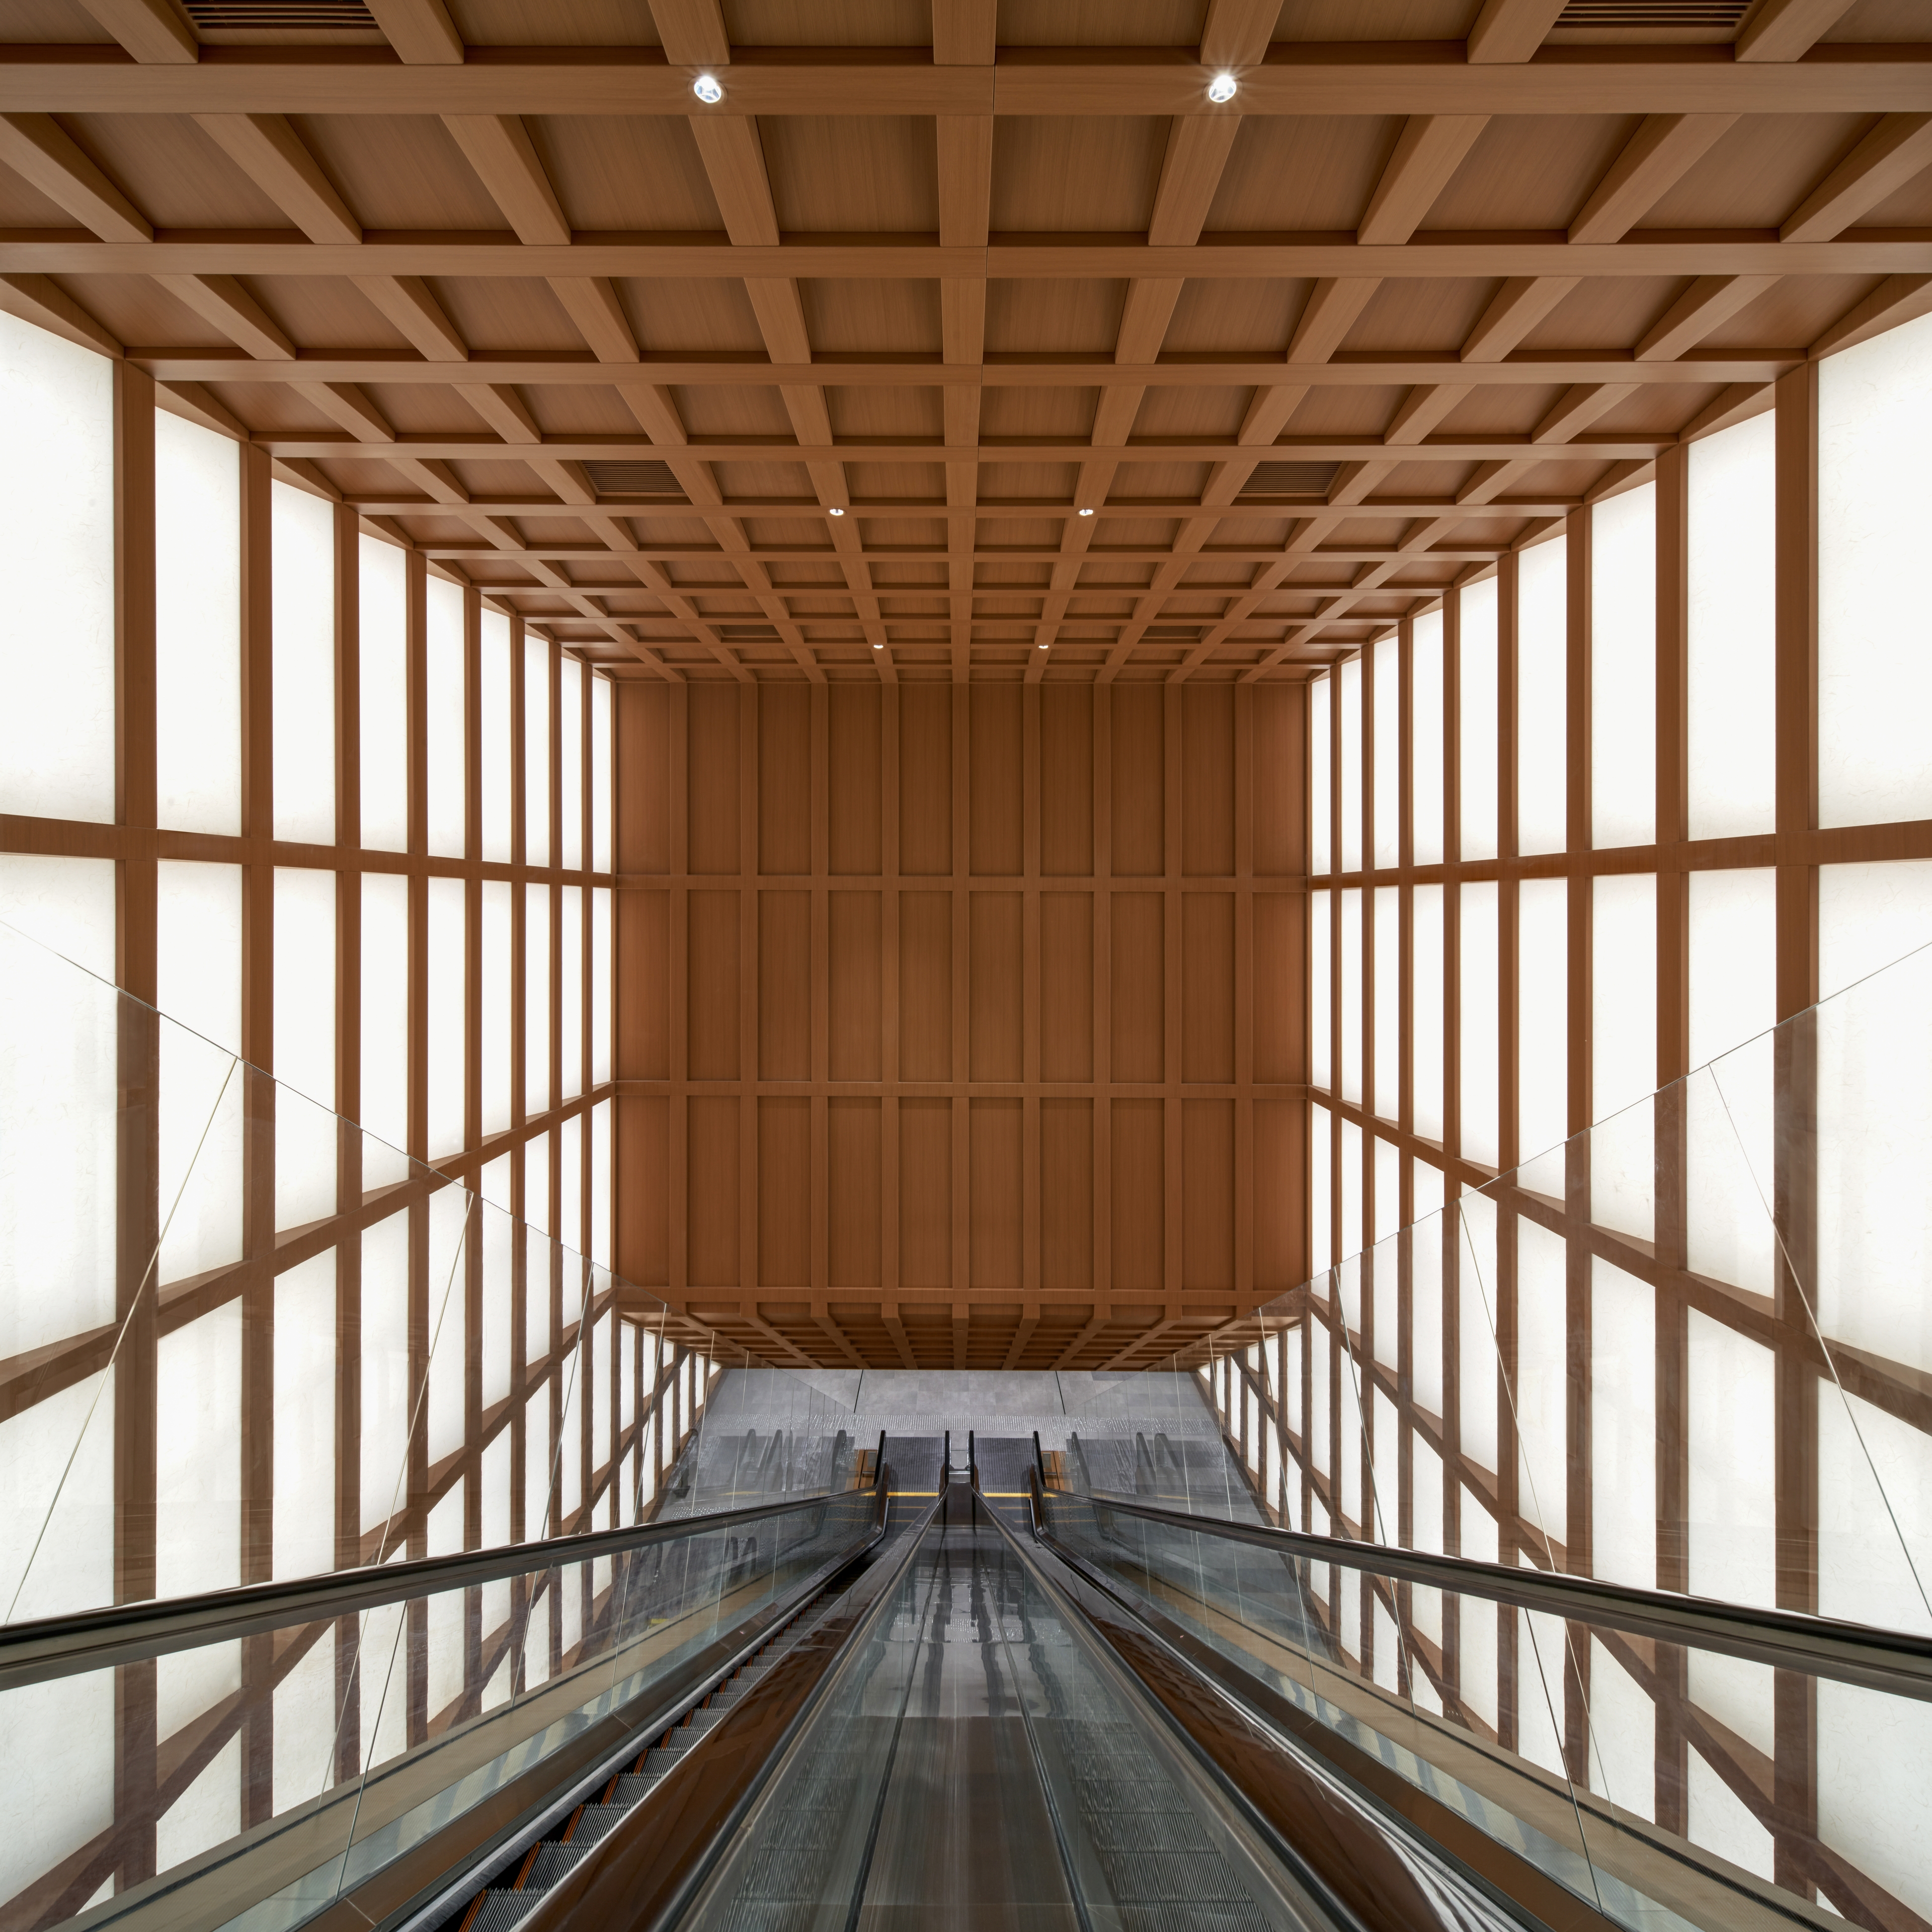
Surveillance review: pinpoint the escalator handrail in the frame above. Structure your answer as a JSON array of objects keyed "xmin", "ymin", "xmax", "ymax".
[
  {"xmin": 0, "ymin": 1477, "xmax": 884, "ymax": 1692},
  {"xmin": 1047, "ymin": 1482, "xmax": 1932, "ymax": 1699}
]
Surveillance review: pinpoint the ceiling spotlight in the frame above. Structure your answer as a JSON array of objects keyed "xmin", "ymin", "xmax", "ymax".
[
  {"xmin": 692, "ymin": 74, "xmax": 723, "ymax": 103},
  {"xmin": 1038, "ymin": 640, "xmax": 1050, "ymax": 650},
  {"xmin": 1077, "ymin": 506, "xmax": 1095, "ymax": 517},
  {"xmin": 872, "ymin": 641, "xmax": 883, "ymax": 650},
  {"xmin": 1207, "ymin": 72, "xmax": 1237, "ymax": 104},
  {"xmin": 828, "ymin": 505, "xmax": 845, "ymax": 517}
]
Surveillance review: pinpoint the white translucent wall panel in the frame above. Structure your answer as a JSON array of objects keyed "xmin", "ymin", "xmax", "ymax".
[
  {"xmin": 1592, "ymin": 872, "xmax": 1656, "ymax": 1119},
  {"xmin": 560, "ymin": 1110, "xmax": 583, "ymax": 1255},
  {"xmin": 1688, "ymin": 867, "xmax": 1775, "ymax": 1067},
  {"xmin": 1815, "ymin": 928, "xmax": 1932, "ymax": 1375},
  {"xmin": 1310, "ymin": 1105, "xmax": 1331, "ymax": 1273},
  {"xmin": 525, "ymin": 1128, "xmax": 552, "ymax": 1241},
  {"xmin": 527, "ymin": 884, "xmax": 551, "ymax": 1112},
  {"xmin": 1516, "ymin": 1607, "xmax": 1568, "ymax": 1780},
  {"xmin": 1309, "ymin": 889, "xmax": 1330, "ymax": 1090},
  {"xmin": 525, "ymin": 1391, "xmax": 552, "ymax": 1538},
  {"xmin": 428, "ymin": 876, "xmax": 466, "ymax": 1160},
  {"xmin": 1460, "ymin": 882, "xmax": 1499, "ymax": 1167},
  {"xmin": 1309, "ymin": 675, "xmax": 1330, "ymax": 874},
  {"xmin": 560, "ymin": 657, "xmax": 584, "ymax": 871},
  {"xmin": 481, "ymin": 1185, "xmax": 512, "ymax": 1411},
  {"xmin": 157, "ymin": 862, "xmax": 243, "ymax": 1286},
  {"xmin": 561, "ymin": 884, "xmax": 584, "ymax": 1100},
  {"xmin": 592, "ymin": 888, "xmax": 612, "ymax": 1085},
  {"xmin": 1517, "ymin": 533, "xmax": 1566, "ymax": 856},
  {"xmin": 1517, "ymin": 878, "xmax": 1567, "ymax": 1158},
  {"xmin": 588, "ymin": 1124, "xmax": 610, "ymax": 1308},
  {"xmin": 155, "ymin": 412, "xmax": 240, "ymax": 836},
  {"xmin": 1411, "ymin": 1213, "xmax": 1443, "ymax": 1419},
  {"xmin": 274, "ymin": 868, "xmax": 336, "ymax": 1229},
  {"xmin": 1587, "ymin": 1637, "xmax": 1654, "ymax": 1823},
  {"xmin": 271, "ymin": 484, "xmax": 335, "ymax": 844},
  {"xmin": 482, "ymin": 881, "xmax": 513, "ymax": 1136},
  {"xmin": 1819, "ymin": 1390, "xmax": 1932, "ymax": 1636},
  {"xmin": 481, "ymin": 610, "xmax": 513, "ymax": 864},
  {"xmin": 1412, "ymin": 885, "xmax": 1444, "ymax": 1143},
  {"xmin": 1372, "ymin": 887, "xmax": 1398, "ymax": 1122},
  {"xmin": 1374, "ymin": 1134, "xmax": 1398, "ymax": 1244},
  {"xmin": 1457, "ymin": 1191, "xmax": 1498, "ymax": 1472},
  {"xmin": 1515, "ymin": 1220, "xmax": 1567, "ymax": 1550},
  {"xmin": 361, "ymin": 1209, "xmax": 410, "ymax": 1538},
  {"xmin": 0, "ymin": 868, "xmax": 118, "ymax": 1365},
  {"xmin": 426, "ymin": 1186, "xmax": 468, "ymax": 1468},
  {"xmin": 1592, "ymin": 1259, "xmax": 1656, "ymax": 1589},
  {"xmin": 1687, "ymin": 1748, "xmax": 1774, "ymax": 1882},
  {"xmin": 0, "ymin": 312, "xmax": 113, "ymax": 824},
  {"xmin": 361, "ymin": 872, "xmax": 410, "ymax": 1154},
  {"xmin": 1689, "ymin": 1043, "xmax": 1776, "ymax": 1302},
  {"xmin": 1818, "ymin": 1681, "xmax": 1932, "ymax": 1921},
  {"xmin": 1337, "ymin": 656, "xmax": 1361, "ymax": 873},
  {"xmin": 1459, "ymin": 578, "xmax": 1499, "ymax": 862},
  {"xmin": 1688, "ymin": 1309, "xmax": 1776, "ymax": 1607},
  {"xmin": 1591, "ymin": 483, "xmax": 1656, "ymax": 849},
  {"xmin": 1818, "ymin": 856, "xmax": 1932, "ymax": 999},
  {"xmin": 155, "ymin": 1304, "xmax": 240, "ymax": 1598},
  {"xmin": 360, "ymin": 537, "xmax": 408, "ymax": 852},
  {"xmin": 273, "ymin": 1251, "xmax": 335, "ymax": 1579},
  {"xmin": 1412, "ymin": 611, "xmax": 1444, "ymax": 866},
  {"xmin": 1338, "ymin": 888, "xmax": 1362, "ymax": 1104},
  {"xmin": 1371, "ymin": 634, "xmax": 1398, "ymax": 870},
  {"xmin": 591, "ymin": 673, "xmax": 613, "ymax": 874},
  {"xmin": 526, "ymin": 634, "xmax": 552, "ymax": 867},
  {"xmin": 1820, "ymin": 308, "xmax": 1932, "ymax": 829},
  {"xmin": 427, "ymin": 575, "xmax": 466, "ymax": 860},
  {"xmin": 1688, "ymin": 411, "xmax": 1776, "ymax": 840},
  {"xmin": 0, "ymin": 1366, "xmax": 112, "ymax": 1622}
]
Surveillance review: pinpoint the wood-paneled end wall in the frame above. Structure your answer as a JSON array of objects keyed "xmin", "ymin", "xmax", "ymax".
[{"xmin": 612, "ymin": 678, "xmax": 1308, "ymax": 1372}]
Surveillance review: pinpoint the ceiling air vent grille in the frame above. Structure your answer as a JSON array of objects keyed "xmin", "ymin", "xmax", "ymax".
[
  {"xmin": 1554, "ymin": 1, "xmax": 1751, "ymax": 24},
  {"xmin": 585, "ymin": 460, "xmax": 682, "ymax": 497},
  {"xmin": 183, "ymin": 1, "xmax": 379, "ymax": 24},
  {"xmin": 1240, "ymin": 461, "xmax": 1339, "ymax": 497}
]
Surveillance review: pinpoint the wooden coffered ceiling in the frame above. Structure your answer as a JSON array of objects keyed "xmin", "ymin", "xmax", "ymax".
[{"xmin": 1, "ymin": 0, "xmax": 1928, "ymax": 686}]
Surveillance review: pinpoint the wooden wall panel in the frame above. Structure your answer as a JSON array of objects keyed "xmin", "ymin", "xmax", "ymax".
[{"xmin": 614, "ymin": 680, "xmax": 1305, "ymax": 1368}]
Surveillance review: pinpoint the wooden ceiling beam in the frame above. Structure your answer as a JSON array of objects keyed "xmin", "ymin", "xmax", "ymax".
[
  {"xmin": 1808, "ymin": 272, "xmax": 1932, "ymax": 358},
  {"xmin": 1386, "ymin": 383, "xmax": 1472, "ymax": 444},
  {"xmin": 193, "ymin": 115, "xmax": 361, "ymax": 247},
  {"xmin": 1239, "ymin": 276, "xmax": 1379, "ymax": 446},
  {"xmin": 1358, "ymin": 116, "xmax": 1489, "ymax": 246},
  {"xmin": 75, "ymin": 0, "xmax": 197, "ymax": 63},
  {"xmin": 1532, "ymin": 382, "xmax": 1638, "ymax": 444},
  {"xmin": 1735, "ymin": 0, "xmax": 1860, "ymax": 62},
  {"xmin": 155, "ymin": 273, "xmax": 293, "ymax": 359},
  {"xmin": 442, "ymin": 116, "xmax": 570, "ymax": 247},
  {"xmin": 1465, "ymin": 0, "xmax": 1566, "ymax": 63},
  {"xmin": 18, "ymin": 52, "xmax": 1925, "ymax": 116},
  {"xmin": 351, "ymin": 275, "xmax": 468, "ymax": 361},
  {"xmin": 0, "ymin": 113, "xmax": 151, "ymax": 243},
  {"xmin": 1781, "ymin": 115, "xmax": 1932, "ymax": 244},
  {"xmin": 0, "ymin": 272, "xmax": 120, "ymax": 355},
  {"xmin": 1636, "ymin": 275, "xmax": 1778, "ymax": 360},
  {"xmin": 365, "ymin": 0, "xmax": 463, "ymax": 65},
  {"xmin": 1569, "ymin": 114, "xmax": 1739, "ymax": 245},
  {"xmin": 1460, "ymin": 276, "xmax": 1579, "ymax": 361}
]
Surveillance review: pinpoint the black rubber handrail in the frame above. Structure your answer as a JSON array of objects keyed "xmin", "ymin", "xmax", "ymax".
[
  {"xmin": 1049, "ymin": 1483, "xmax": 1932, "ymax": 1699},
  {"xmin": 0, "ymin": 1481, "xmax": 878, "ymax": 1692}
]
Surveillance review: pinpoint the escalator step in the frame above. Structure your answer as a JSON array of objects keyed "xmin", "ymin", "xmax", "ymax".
[
  {"xmin": 613, "ymin": 1771, "xmax": 665, "ymax": 1801},
  {"xmin": 464, "ymin": 1891, "xmax": 545, "ymax": 1932},
  {"xmin": 1102, "ymin": 1853, "xmax": 1255, "ymax": 1902},
  {"xmin": 1083, "ymin": 1810, "xmax": 1213, "ymax": 1852},
  {"xmin": 523, "ymin": 1842, "xmax": 591, "ymax": 1891},
  {"xmin": 1121, "ymin": 1906, "xmax": 1278, "ymax": 1932},
  {"xmin": 569, "ymin": 1804, "xmax": 627, "ymax": 1848}
]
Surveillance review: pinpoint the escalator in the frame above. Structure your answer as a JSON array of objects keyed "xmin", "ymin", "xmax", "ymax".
[{"xmin": 8, "ymin": 1432, "xmax": 1927, "ymax": 1932}]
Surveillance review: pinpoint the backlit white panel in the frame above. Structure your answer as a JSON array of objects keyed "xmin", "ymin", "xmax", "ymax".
[
  {"xmin": 271, "ymin": 484, "xmax": 335, "ymax": 844},
  {"xmin": 1309, "ymin": 675, "xmax": 1330, "ymax": 874},
  {"xmin": 1515, "ymin": 1219, "xmax": 1567, "ymax": 1549},
  {"xmin": 1372, "ymin": 634, "xmax": 1397, "ymax": 870},
  {"xmin": 591, "ymin": 673, "xmax": 612, "ymax": 873},
  {"xmin": 427, "ymin": 575, "xmax": 466, "ymax": 860},
  {"xmin": 481, "ymin": 882, "xmax": 512, "ymax": 1136},
  {"xmin": 427, "ymin": 877, "xmax": 466, "ymax": 1161},
  {"xmin": 481, "ymin": 610, "xmax": 512, "ymax": 864},
  {"xmin": 1516, "ymin": 533, "xmax": 1566, "ymax": 856},
  {"xmin": 273, "ymin": 1252, "xmax": 335, "ymax": 1579},
  {"xmin": 559, "ymin": 657, "xmax": 584, "ymax": 870},
  {"xmin": 361, "ymin": 872, "xmax": 410, "ymax": 1155},
  {"xmin": 426, "ymin": 1185, "xmax": 469, "ymax": 1468},
  {"xmin": 1688, "ymin": 412, "xmax": 1776, "ymax": 840},
  {"xmin": 274, "ymin": 869, "xmax": 336, "ymax": 1229},
  {"xmin": 0, "ymin": 311, "xmax": 113, "ymax": 825},
  {"xmin": 1338, "ymin": 657, "xmax": 1361, "ymax": 873},
  {"xmin": 1688, "ymin": 1310, "xmax": 1775, "ymax": 1609},
  {"xmin": 1339, "ymin": 889, "xmax": 1361, "ymax": 1104},
  {"xmin": 1517, "ymin": 878, "xmax": 1567, "ymax": 1159},
  {"xmin": 1592, "ymin": 1259, "xmax": 1655, "ymax": 1589},
  {"xmin": 1688, "ymin": 867, "xmax": 1775, "ymax": 1068},
  {"xmin": 1459, "ymin": 882, "xmax": 1499, "ymax": 1167},
  {"xmin": 155, "ymin": 1305, "xmax": 240, "ymax": 1599},
  {"xmin": 1592, "ymin": 872, "xmax": 1655, "ymax": 1120},
  {"xmin": 155, "ymin": 412, "xmax": 240, "ymax": 836},
  {"xmin": 360, "ymin": 1209, "xmax": 411, "ymax": 1539},
  {"xmin": 1459, "ymin": 578, "xmax": 1498, "ymax": 863},
  {"xmin": 559, "ymin": 1111, "xmax": 583, "ymax": 1256},
  {"xmin": 526, "ymin": 884, "xmax": 551, "ymax": 1113},
  {"xmin": 591, "ymin": 888, "xmax": 612, "ymax": 1085},
  {"xmin": 561, "ymin": 884, "xmax": 584, "ymax": 1101},
  {"xmin": 1412, "ymin": 886, "xmax": 1444, "ymax": 1143},
  {"xmin": 1310, "ymin": 1105, "xmax": 1331, "ymax": 1273},
  {"xmin": 526, "ymin": 634, "xmax": 551, "ymax": 868},
  {"xmin": 591, "ymin": 1098, "xmax": 611, "ymax": 1267},
  {"xmin": 359, "ymin": 537, "xmax": 408, "ymax": 852},
  {"xmin": 1309, "ymin": 890, "xmax": 1330, "ymax": 1091},
  {"xmin": 1818, "ymin": 858, "xmax": 1932, "ymax": 1000},
  {"xmin": 1457, "ymin": 1191, "xmax": 1498, "ymax": 1472},
  {"xmin": 1411, "ymin": 611, "xmax": 1444, "ymax": 866},
  {"xmin": 1372, "ymin": 886, "xmax": 1398, "ymax": 1122},
  {"xmin": 1820, "ymin": 309, "xmax": 1932, "ymax": 829},
  {"xmin": 1591, "ymin": 483, "xmax": 1656, "ymax": 849}
]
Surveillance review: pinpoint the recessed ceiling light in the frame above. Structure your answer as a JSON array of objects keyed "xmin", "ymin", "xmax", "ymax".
[
  {"xmin": 1207, "ymin": 73, "xmax": 1237, "ymax": 104},
  {"xmin": 1077, "ymin": 506, "xmax": 1095, "ymax": 517},
  {"xmin": 692, "ymin": 74, "xmax": 723, "ymax": 103},
  {"xmin": 1038, "ymin": 640, "xmax": 1050, "ymax": 649},
  {"xmin": 872, "ymin": 641, "xmax": 883, "ymax": 650},
  {"xmin": 828, "ymin": 506, "xmax": 845, "ymax": 517}
]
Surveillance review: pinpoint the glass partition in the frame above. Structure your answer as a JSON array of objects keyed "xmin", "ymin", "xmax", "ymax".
[
  {"xmin": 0, "ymin": 916, "xmax": 857, "ymax": 1932},
  {"xmin": 1088, "ymin": 935, "xmax": 1932, "ymax": 1931}
]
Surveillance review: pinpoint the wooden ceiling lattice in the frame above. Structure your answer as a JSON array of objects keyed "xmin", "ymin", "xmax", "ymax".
[{"xmin": 0, "ymin": 0, "xmax": 1927, "ymax": 690}]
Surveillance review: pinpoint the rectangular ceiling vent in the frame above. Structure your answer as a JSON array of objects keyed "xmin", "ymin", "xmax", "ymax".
[
  {"xmin": 1554, "ymin": 1, "xmax": 1751, "ymax": 24},
  {"xmin": 585, "ymin": 459, "xmax": 683, "ymax": 498},
  {"xmin": 1240, "ymin": 461, "xmax": 1339, "ymax": 497},
  {"xmin": 183, "ymin": 1, "xmax": 379, "ymax": 24}
]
